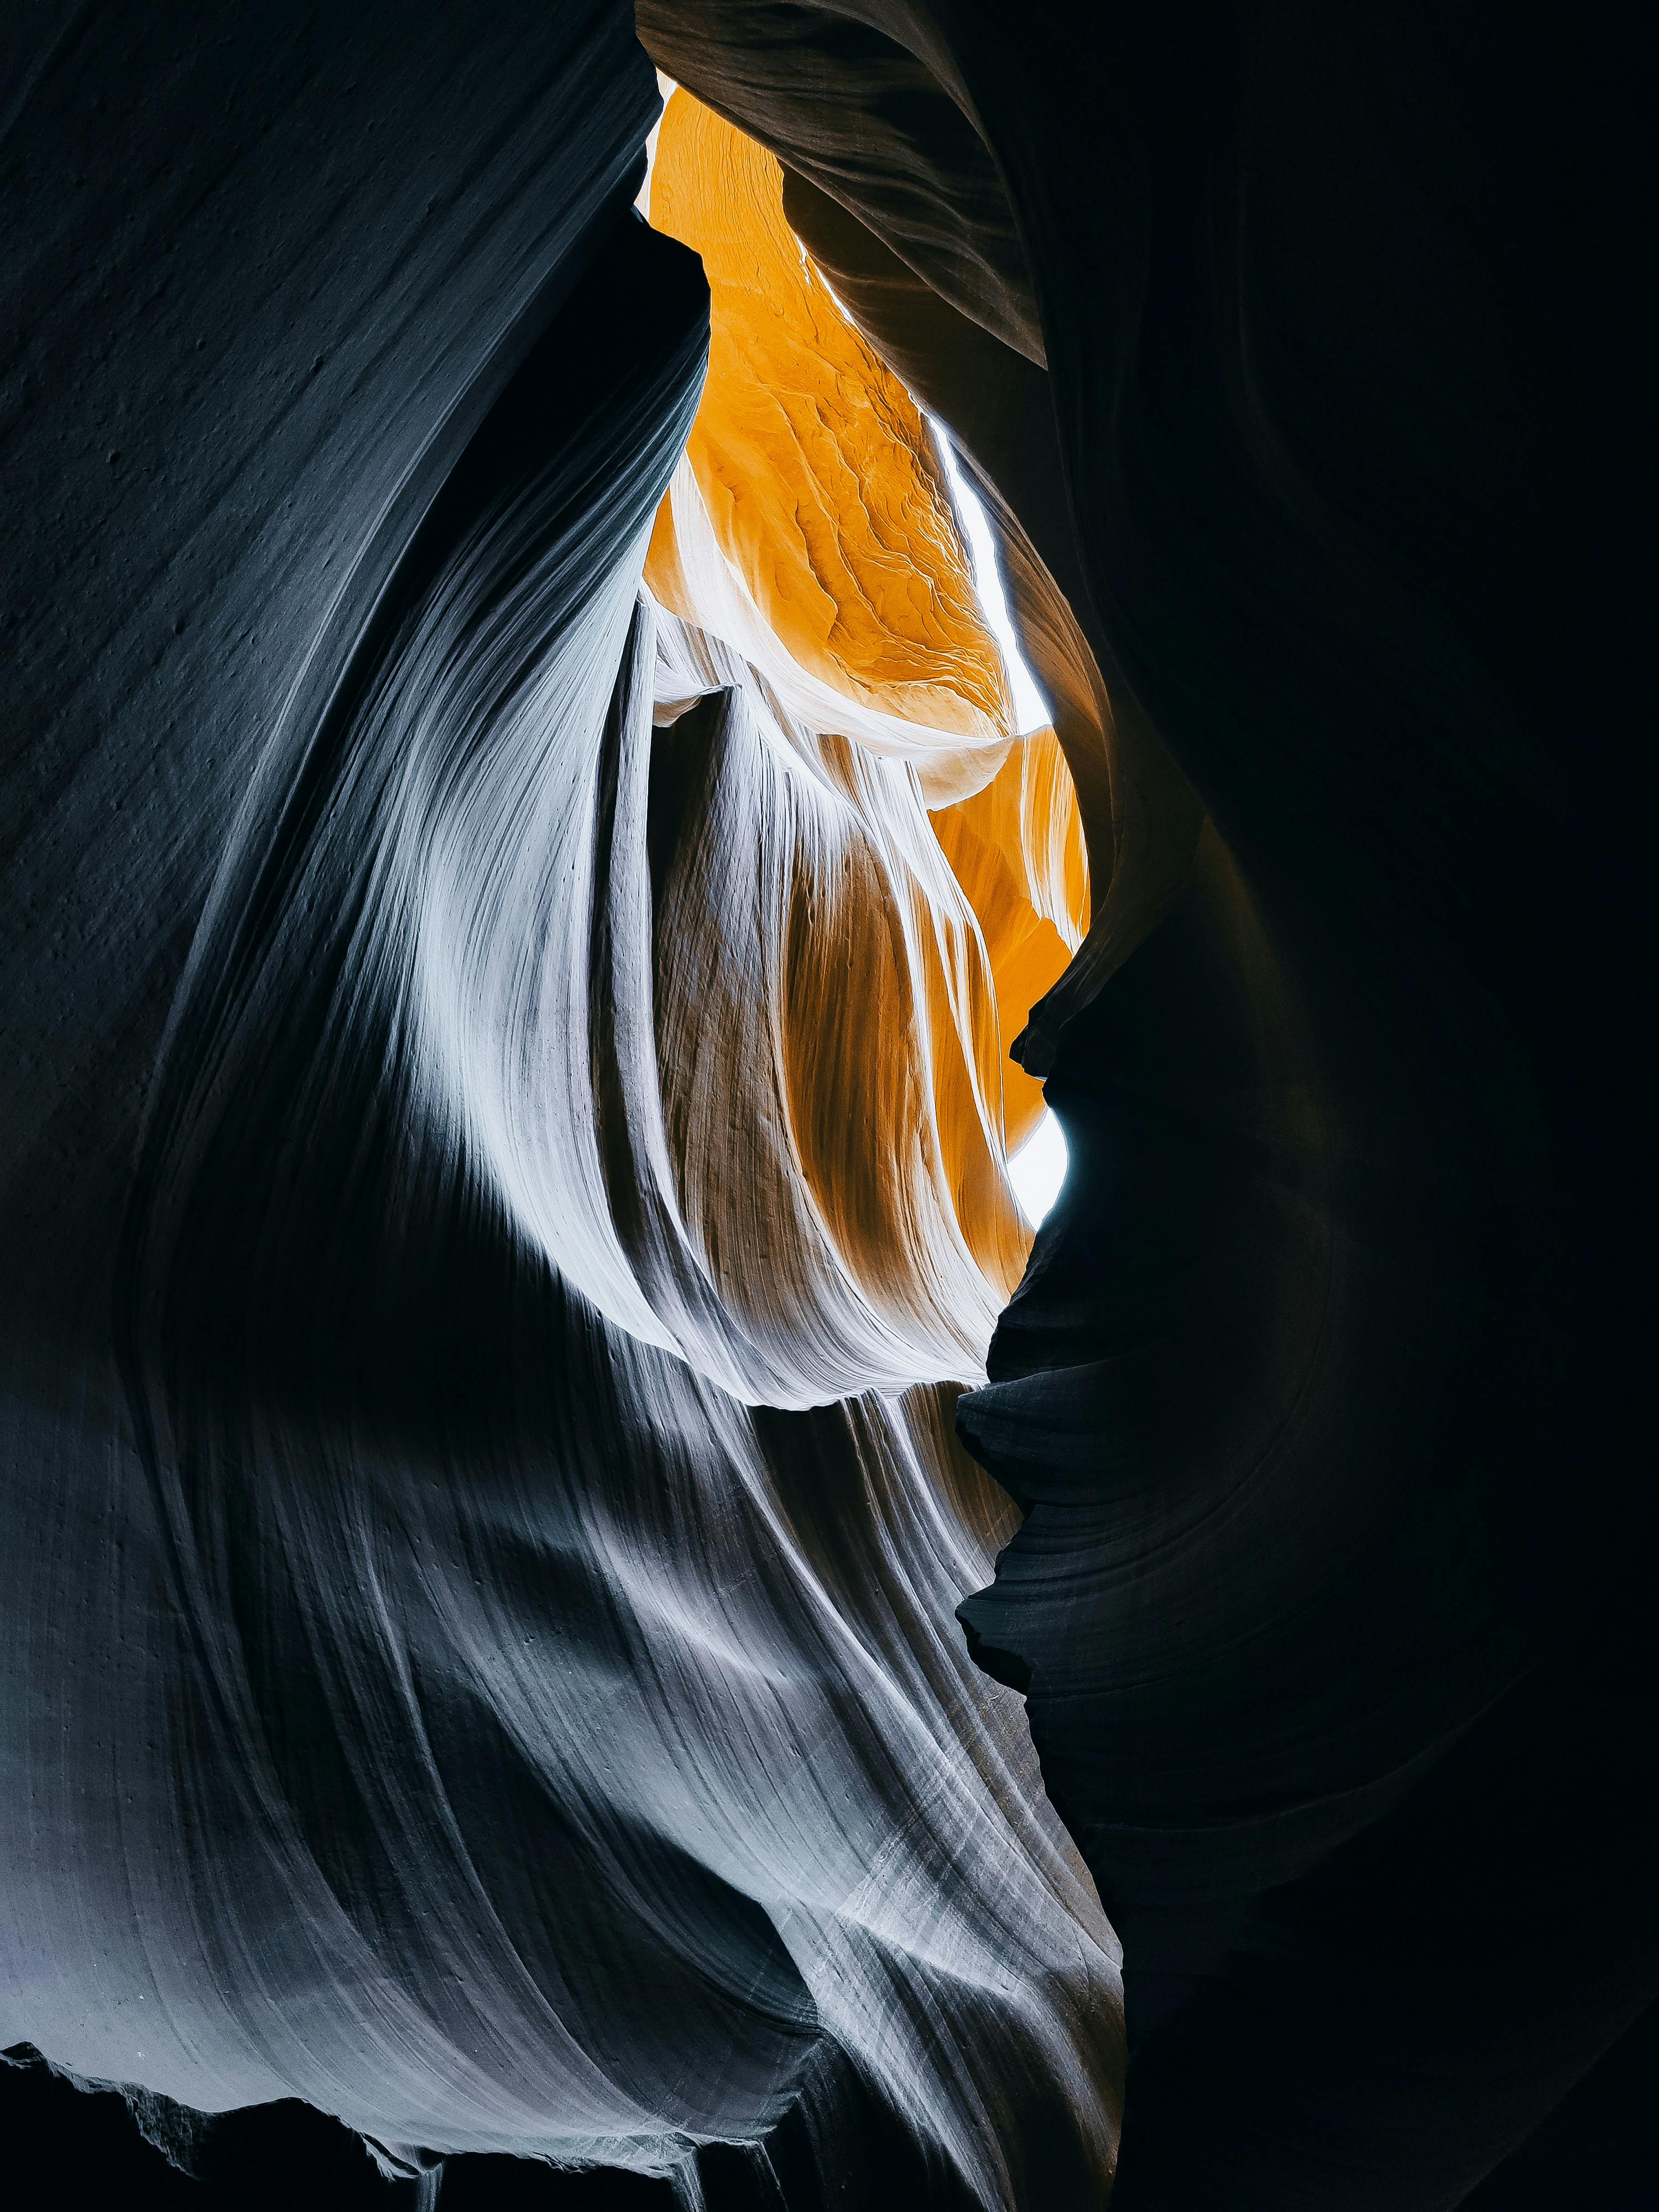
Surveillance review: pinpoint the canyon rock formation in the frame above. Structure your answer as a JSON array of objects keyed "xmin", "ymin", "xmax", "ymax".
[{"xmin": 3, "ymin": 3, "xmax": 1651, "ymax": 2207}]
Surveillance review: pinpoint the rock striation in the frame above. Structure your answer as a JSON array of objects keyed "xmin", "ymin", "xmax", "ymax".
[{"xmin": 4, "ymin": 2, "xmax": 1652, "ymax": 2206}]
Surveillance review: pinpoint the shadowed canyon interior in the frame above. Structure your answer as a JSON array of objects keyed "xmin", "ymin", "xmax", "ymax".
[{"xmin": 1, "ymin": 4, "xmax": 1650, "ymax": 2208}]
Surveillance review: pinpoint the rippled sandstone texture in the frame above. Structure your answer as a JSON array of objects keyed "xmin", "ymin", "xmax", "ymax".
[
  {"xmin": 4, "ymin": 1, "xmax": 1654, "ymax": 2208},
  {"xmin": 2, "ymin": 4, "xmax": 1113, "ymax": 2207}
]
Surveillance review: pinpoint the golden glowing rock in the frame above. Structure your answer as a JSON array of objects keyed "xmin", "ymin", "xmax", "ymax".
[
  {"xmin": 646, "ymin": 89, "xmax": 1009, "ymax": 750},
  {"xmin": 645, "ymin": 90, "xmax": 1091, "ymax": 1282}
]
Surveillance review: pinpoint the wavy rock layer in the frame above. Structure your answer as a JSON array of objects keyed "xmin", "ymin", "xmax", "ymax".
[{"xmin": 1, "ymin": 6, "xmax": 1117, "ymax": 2206}]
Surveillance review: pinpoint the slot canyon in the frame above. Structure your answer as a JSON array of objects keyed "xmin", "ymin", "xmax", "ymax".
[{"xmin": 2, "ymin": 6, "xmax": 1651, "ymax": 2206}]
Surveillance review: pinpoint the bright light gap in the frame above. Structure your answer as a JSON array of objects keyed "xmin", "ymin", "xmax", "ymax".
[
  {"xmin": 1008, "ymin": 1110, "xmax": 1068, "ymax": 1227},
  {"xmin": 928, "ymin": 418, "xmax": 1051, "ymax": 737}
]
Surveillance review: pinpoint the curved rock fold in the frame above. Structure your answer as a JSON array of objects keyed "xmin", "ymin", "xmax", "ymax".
[{"xmin": 3, "ymin": 2, "xmax": 1651, "ymax": 2207}]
